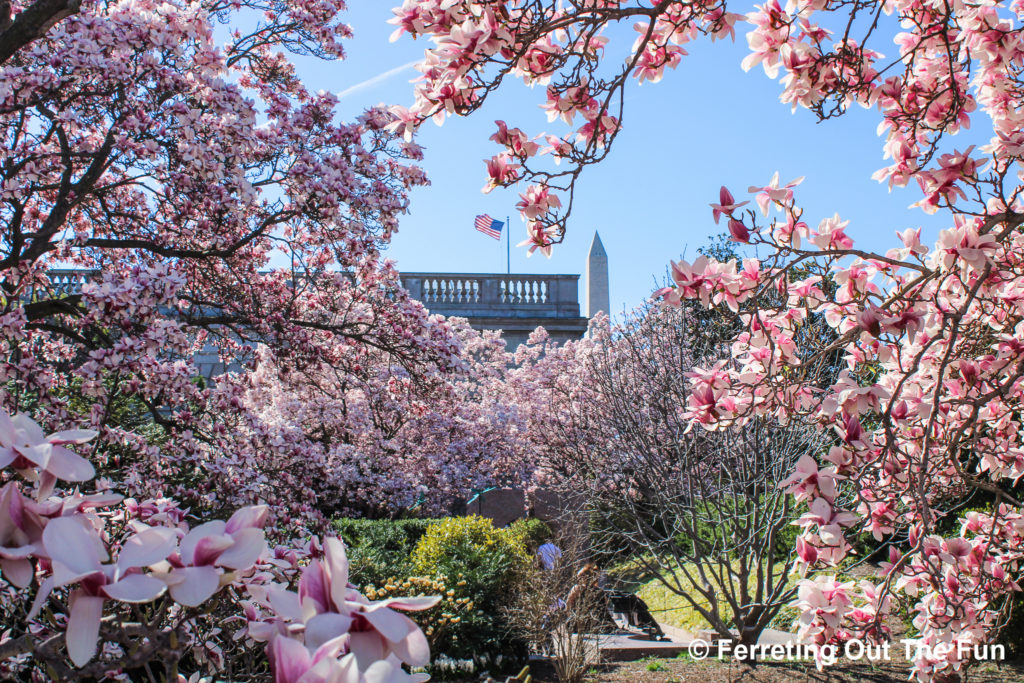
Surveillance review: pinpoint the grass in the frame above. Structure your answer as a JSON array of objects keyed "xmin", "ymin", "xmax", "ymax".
[
  {"xmin": 644, "ymin": 658, "xmax": 668, "ymax": 672},
  {"xmin": 608, "ymin": 558, "xmax": 800, "ymax": 635}
]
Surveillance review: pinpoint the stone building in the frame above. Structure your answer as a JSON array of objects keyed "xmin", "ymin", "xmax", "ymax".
[{"xmin": 406, "ymin": 230, "xmax": 610, "ymax": 348}]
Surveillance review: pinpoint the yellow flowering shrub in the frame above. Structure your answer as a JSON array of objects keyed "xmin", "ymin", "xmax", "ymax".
[
  {"xmin": 410, "ymin": 514, "xmax": 529, "ymax": 574},
  {"xmin": 364, "ymin": 575, "xmax": 474, "ymax": 650},
  {"xmin": 408, "ymin": 515, "xmax": 530, "ymax": 663}
]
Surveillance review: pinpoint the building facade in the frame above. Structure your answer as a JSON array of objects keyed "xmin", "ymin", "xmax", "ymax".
[{"xmin": 406, "ymin": 231, "xmax": 609, "ymax": 348}]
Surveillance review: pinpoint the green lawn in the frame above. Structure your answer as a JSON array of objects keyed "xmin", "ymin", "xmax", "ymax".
[{"xmin": 609, "ymin": 559, "xmax": 799, "ymax": 634}]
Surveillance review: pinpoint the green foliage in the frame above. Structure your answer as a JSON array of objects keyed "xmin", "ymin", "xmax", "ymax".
[
  {"xmin": 771, "ymin": 515, "xmax": 801, "ymax": 561},
  {"xmin": 410, "ymin": 515, "xmax": 531, "ymax": 666},
  {"xmin": 668, "ymin": 496, "xmax": 800, "ymax": 562},
  {"xmin": 504, "ymin": 517, "xmax": 553, "ymax": 553},
  {"xmin": 411, "ymin": 515, "xmax": 530, "ymax": 575},
  {"xmin": 644, "ymin": 659, "xmax": 668, "ymax": 672},
  {"xmin": 333, "ymin": 518, "xmax": 437, "ymax": 589}
]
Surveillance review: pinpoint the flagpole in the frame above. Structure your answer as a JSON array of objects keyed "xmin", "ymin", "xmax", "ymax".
[{"xmin": 506, "ymin": 215, "xmax": 510, "ymax": 275}]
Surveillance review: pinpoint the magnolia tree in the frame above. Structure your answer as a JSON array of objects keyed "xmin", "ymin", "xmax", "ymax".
[
  {"xmin": 0, "ymin": 0, "xmax": 469, "ymax": 534},
  {"xmin": 0, "ymin": 409, "xmax": 438, "ymax": 680},
  {"xmin": 219, "ymin": 316, "xmax": 531, "ymax": 519},
  {"xmin": 0, "ymin": 0, "xmax": 465, "ymax": 676},
  {"xmin": 390, "ymin": 0, "xmax": 1024, "ymax": 679}
]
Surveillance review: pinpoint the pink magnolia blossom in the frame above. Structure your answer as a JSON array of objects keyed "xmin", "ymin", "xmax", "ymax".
[
  {"xmin": 155, "ymin": 505, "xmax": 268, "ymax": 606},
  {"xmin": 748, "ymin": 172, "xmax": 804, "ymax": 216},
  {"xmin": 250, "ymin": 537, "xmax": 438, "ymax": 680},
  {"xmin": 34, "ymin": 517, "xmax": 177, "ymax": 666},
  {"xmin": 0, "ymin": 412, "xmax": 95, "ymax": 499},
  {"xmin": 0, "ymin": 482, "xmax": 47, "ymax": 588},
  {"xmin": 709, "ymin": 186, "xmax": 749, "ymax": 224}
]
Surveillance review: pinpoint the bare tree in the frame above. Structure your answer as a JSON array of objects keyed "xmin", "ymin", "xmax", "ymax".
[
  {"xmin": 506, "ymin": 533, "xmax": 610, "ymax": 683},
  {"xmin": 522, "ymin": 300, "xmax": 834, "ymax": 650}
]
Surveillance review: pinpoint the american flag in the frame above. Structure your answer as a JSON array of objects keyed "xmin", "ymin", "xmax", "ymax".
[{"xmin": 474, "ymin": 214, "xmax": 504, "ymax": 240}]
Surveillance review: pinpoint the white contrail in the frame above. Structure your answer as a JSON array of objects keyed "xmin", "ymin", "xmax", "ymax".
[{"xmin": 336, "ymin": 60, "xmax": 419, "ymax": 100}]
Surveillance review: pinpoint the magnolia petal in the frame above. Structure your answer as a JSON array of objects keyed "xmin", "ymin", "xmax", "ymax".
[
  {"xmin": 336, "ymin": 653, "xmax": 361, "ymax": 683},
  {"xmin": 387, "ymin": 616, "xmax": 431, "ymax": 667},
  {"xmin": 310, "ymin": 634, "xmax": 348, "ymax": 664},
  {"xmin": 348, "ymin": 631, "xmax": 386, "ymax": 672},
  {"xmin": 103, "ymin": 573, "xmax": 166, "ymax": 603},
  {"xmin": 167, "ymin": 565, "xmax": 220, "ymax": 606},
  {"xmin": 179, "ymin": 521, "xmax": 227, "ymax": 565},
  {"xmin": 66, "ymin": 592, "xmax": 104, "ymax": 667},
  {"xmin": 191, "ymin": 534, "xmax": 234, "ymax": 566},
  {"xmin": 46, "ymin": 445, "xmax": 94, "ymax": 482},
  {"xmin": 269, "ymin": 635, "xmax": 311, "ymax": 683},
  {"xmin": 224, "ymin": 505, "xmax": 268, "ymax": 534},
  {"xmin": 304, "ymin": 612, "xmax": 354, "ymax": 652},
  {"xmin": 266, "ymin": 585, "xmax": 305, "ymax": 623},
  {"xmin": 42, "ymin": 517, "xmax": 105, "ymax": 582},
  {"xmin": 362, "ymin": 606, "xmax": 414, "ymax": 644},
  {"xmin": 304, "ymin": 655, "xmax": 345, "ymax": 682},
  {"xmin": 0, "ymin": 543, "xmax": 38, "ymax": 559},
  {"xmin": 216, "ymin": 528, "xmax": 265, "ymax": 569},
  {"xmin": 27, "ymin": 576, "xmax": 53, "ymax": 620},
  {"xmin": 0, "ymin": 410, "xmax": 15, "ymax": 445},
  {"xmin": 374, "ymin": 595, "xmax": 441, "ymax": 612},
  {"xmin": 323, "ymin": 538, "xmax": 349, "ymax": 611},
  {"xmin": 116, "ymin": 527, "xmax": 177, "ymax": 571},
  {"xmin": 36, "ymin": 470, "xmax": 57, "ymax": 501},
  {"xmin": 47, "ymin": 429, "xmax": 98, "ymax": 445},
  {"xmin": 11, "ymin": 414, "xmax": 44, "ymax": 444},
  {"xmin": 246, "ymin": 621, "xmax": 278, "ymax": 643},
  {"xmin": 362, "ymin": 658, "xmax": 421, "ymax": 683},
  {"xmin": 1, "ymin": 556, "xmax": 33, "ymax": 588},
  {"xmin": 298, "ymin": 561, "xmax": 331, "ymax": 613}
]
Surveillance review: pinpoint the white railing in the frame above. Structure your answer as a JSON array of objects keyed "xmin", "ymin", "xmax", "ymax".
[{"xmin": 400, "ymin": 273, "xmax": 580, "ymax": 319}]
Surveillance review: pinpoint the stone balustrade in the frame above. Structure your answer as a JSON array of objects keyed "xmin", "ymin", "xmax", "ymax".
[
  {"xmin": 31, "ymin": 269, "xmax": 92, "ymax": 297},
  {"xmin": 42, "ymin": 270, "xmax": 583, "ymax": 319},
  {"xmin": 400, "ymin": 272, "xmax": 582, "ymax": 320}
]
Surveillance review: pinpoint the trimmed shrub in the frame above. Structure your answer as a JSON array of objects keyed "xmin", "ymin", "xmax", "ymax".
[
  {"xmin": 410, "ymin": 516, "xmax": 531, "ymax": 667},
  {"xmin": 333, "ymin": 518, "xmax": 437, "ymax": 589},
  {"xmin": 411, "ymin": 515, "xmax": 530, "ymax": 575}
]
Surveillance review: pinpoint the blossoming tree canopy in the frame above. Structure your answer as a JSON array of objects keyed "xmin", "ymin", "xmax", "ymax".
[
  {"xmin": 0, "ymin": 0, "xmax": 473, "ymax": 529},
  {"xmin": 389, "ymin": 0, "xmax": 1024, "ymax": 679}
]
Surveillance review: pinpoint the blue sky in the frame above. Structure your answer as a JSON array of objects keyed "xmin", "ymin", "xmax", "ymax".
[{"xmin": 292, "ymin": 4, "xmax": 980, "ymax": 317}]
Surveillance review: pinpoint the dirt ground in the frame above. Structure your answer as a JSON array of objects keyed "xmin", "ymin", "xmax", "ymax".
[{"xmin": 520, "ymin": 657, "xmax": 1024, "ymax": 682}]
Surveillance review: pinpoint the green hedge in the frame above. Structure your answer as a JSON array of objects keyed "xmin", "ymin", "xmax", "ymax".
[
  {"xmin": 504, "ymin": 517, "xmax": 553, "ymax": 553},
  {"xmin": 333, "ymin": 518, "xmax": 438, "ymax": 589}
]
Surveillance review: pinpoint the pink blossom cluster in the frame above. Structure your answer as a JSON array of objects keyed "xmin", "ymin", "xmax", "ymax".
[
  {"xmin": 0, "ymin": 408, "xmax": 266, "ymax": 670},
  {"xmin": 202, "ymin": 315, "xmax": 533, "ymax": 522},
  {"xmin": 245, "ymin": 538, "xmax": 439, "ymax": 683},
  {"xmin": 645, "ymin": 172, "xmax": 1024, "ymax": 677},
  {"xmin": 388, "ymin": 0, "xmax": 742, "ymax": 248},
  {"xmin": 0, "ymin": 408, "xmax": 437, "ymax": 680}
]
